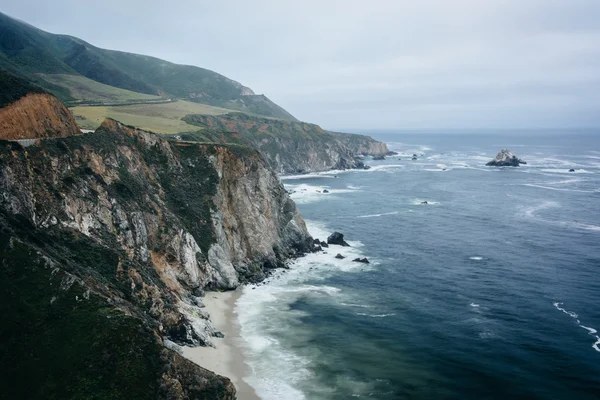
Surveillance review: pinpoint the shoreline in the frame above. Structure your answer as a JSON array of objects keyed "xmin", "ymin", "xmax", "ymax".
[{"xmin": 182, "ymin": 290, "xmax": 260, "ymax": 400}]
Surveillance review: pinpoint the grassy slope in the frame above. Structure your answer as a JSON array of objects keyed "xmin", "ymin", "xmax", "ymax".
[
  {"xmin": 71, "ymin": 100, "xmax": 230, "ymax": 133},
  {"xmin": 39, "ymin": 73, "xmax": 163, "ymax": 104},
  {"xmin": 0, "ymin": 12, "xmax": 296, "ymax": 120}
]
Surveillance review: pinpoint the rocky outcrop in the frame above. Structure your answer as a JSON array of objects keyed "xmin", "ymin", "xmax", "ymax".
[
  {"xmin": 0, "ymin": 93, "xmax": 80, "ymax": 140},
  {"xmin": 331, "ymin": 131, "xmax": 390, "ymax": 156},
  {"xmin": 0, "ymin": 118, "xmax": 312, "ymax": 398},
  {"xmin": 179, "ymin": 113, "xmax": 387, "ymax": 174},
  {"xmin": 486, "ymin": 149, "xmax": 527, "ymax": 167},
  {"xmin": 327, "ymin": 232, "xmax": 350, "ymax": 247}
]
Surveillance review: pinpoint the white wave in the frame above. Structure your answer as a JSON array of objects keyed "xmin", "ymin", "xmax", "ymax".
[
  {"xmin": 469, "ymin": 257, "xmax": 483, "ymax": 261},
  {"xmin": 285, "ymin": 183, "xmax": 357, "ymax": 204},
  {"xmin": 346, "ymin": 185, "xmax": 361, "ymax": 190},
  {"xmin": 356, "ymin": 211, "xmax": 399, "ymax": 219},
  {"xmin": 522, "ymin": 201, "xmax": 559, "ymax": 217},
  {"xmin": 539, "ymin": 168, "xmax": 593, "ymax": 174},
  {"xmin": 236, "ymin": 219, "xmax": 375, "ymax": 399},
  {"xmin": 470, "ymin": 303, "xmax": 480, "ymax": 308},
  {"xmin": 339, "ymin": 302, "xmax": 373, "ymax": 308},
  {"xmin": 559, "ymin": 221, "xmax": 600, "ymax": 232},
  {"xmin": 281, "ymin": 172, "xmax": 336, "ymax": 180},
  {"xmin": 356, "ymin": 313, "xmax": 396, "ymax": 318},
  {"xmin": 543, "ymin": 178, "xmax": 585, "ymax": 185},
  {"xmin": 553, "ymin": 302, "xmax": 600, "ymax": 352},
  {"xmin": 522, "ymin": 184, "xmax": 597, "ymax": 193}
]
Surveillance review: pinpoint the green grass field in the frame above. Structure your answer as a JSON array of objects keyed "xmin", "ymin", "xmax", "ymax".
[
  {"xmin": 39, "ymin": 74, "xmax": 163, "ymax": 104},
  {"xmin": 71, "ymin": 100, "xmax": 232, "ymax": 134}
]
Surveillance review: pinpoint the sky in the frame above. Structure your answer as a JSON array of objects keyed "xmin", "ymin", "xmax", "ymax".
[{"xmin": 2, "ymin": 0, "xmax": 600, "ymax": 130}]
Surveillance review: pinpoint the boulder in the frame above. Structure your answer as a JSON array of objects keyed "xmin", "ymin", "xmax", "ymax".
[
  {"xmin": 323, "ymin": 189, "xmax": 329, "ymax": 193},
  {"xmin": 421, "ymin": 201, "xmax": 428, "ymax": 204},
  {"xmin": 327, "ymin": 232, "xmax": 350, "ymax": 247},
  {"xmin": 412, "ymin": 156, "xmax": 417, "ymax": 160},
  {"xmin": 569, "ymin": 169, "xmax": 575, "ymax": 172},
  {"xmin": 313, "ymin": 238, "xmax": 321, "ymax": 245},
  {"xmin": 352, "ymin": 257, "xmax": 370, "ymax": 264},
  {"xmin": 486, "ymin": 149, "xmax": 527, "ymax": 167},
  {"xmin": 320, "ymin": 241, "xmax": 329, "ymax": 248},
  {"xmin": 335, "ymin": 253, "xmax": 345, "ymax": 259}
]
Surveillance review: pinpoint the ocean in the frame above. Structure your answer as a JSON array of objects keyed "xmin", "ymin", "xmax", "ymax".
[{"xmin": 236, "ymin": 131, "xmax": 600, "ymax": 399}]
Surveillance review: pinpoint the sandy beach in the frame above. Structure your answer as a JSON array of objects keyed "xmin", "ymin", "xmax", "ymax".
[{"xmin": 182, "ymin": 290, "xmax": 260, "ymax": 400}]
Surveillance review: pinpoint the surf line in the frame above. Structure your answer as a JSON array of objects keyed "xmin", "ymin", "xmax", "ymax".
[{"xmin": 554, "ymin": 302, "xmax": 600, "ymax": 352}]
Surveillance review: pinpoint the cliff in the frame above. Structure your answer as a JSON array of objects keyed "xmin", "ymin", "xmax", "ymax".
[
  {"xmin": 0, "ymin": 118, "xmax": 313, "ymax": 398},
  {"xmin": 0, "ymin": 70, "xmax": 81, "ymax": 140},
  {"xmin": 0, "ymin": 93, "xmax": 81, "ymax": 140},
  {"xmin": 180, "ymin": 113, "xmax": 380, "ymax": 174},
  {"xmin": 330, "ymin": 131, "xmax": 390, "ymax": 156}
]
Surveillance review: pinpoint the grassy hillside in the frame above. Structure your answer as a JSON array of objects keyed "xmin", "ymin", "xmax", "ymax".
[
  {"xmin": 39, "ymin": 74, "xmax": 163, "ymax": 104},
  {"xmin": 0, "ymin": 12, "xmax": 296, "ymax": 120},
  {"xmin": 71, "ymin": 100, "xmax": 231, "ymax": 133}
]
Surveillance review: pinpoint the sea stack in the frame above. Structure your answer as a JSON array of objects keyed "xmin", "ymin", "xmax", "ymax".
[{"xmin": 486, "ymin": 149, "xmax": 527, "ymax": 167}]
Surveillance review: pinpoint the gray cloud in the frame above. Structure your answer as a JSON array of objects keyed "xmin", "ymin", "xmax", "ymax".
[{"xmin": 2, "ymin": 0, "xmax": 599, "ymax": 129}]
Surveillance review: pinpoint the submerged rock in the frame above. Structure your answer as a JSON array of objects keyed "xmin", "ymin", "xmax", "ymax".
[
  {"xmin": 352, "ymin": 257, "xmax": 370, "ymax": 264},
  {"xmin": 569, "ymin": 169, "xmax": 575, "ymax": 172},
  {"xmin": 323, "ymin": 189, "xmax": 329, "ymax": 193},
  {"xmin": 327, "ymin": 232, "xmax": 350, "ymax": 247},
  {"xmin": 486, "ymin": 149, "xmax": 527, "ymax": 167},
  {"xmin": 372, "ymin": 155, "xmax": 386, "ymax": 160},
  {"xmin": 421, "ymin": 201, "xmax": 428, "ymax": 204},
  {"xmin": 335, "ymin": 253, "xmax": 345, "ymax": 259}
]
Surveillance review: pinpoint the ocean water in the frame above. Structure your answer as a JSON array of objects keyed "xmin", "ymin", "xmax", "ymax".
[{"xmin": 236, "ymin": 131, "xmax": 600, "ymax": 400}]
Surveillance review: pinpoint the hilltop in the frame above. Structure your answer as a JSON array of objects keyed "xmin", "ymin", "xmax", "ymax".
[{"xmin": 0, "ymin": 12, "xmax": 295, "ymax": 120}]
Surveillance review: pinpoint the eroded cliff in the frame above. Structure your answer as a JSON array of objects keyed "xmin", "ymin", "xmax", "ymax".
[
  {"xmin": 0, "ymin": 92, "xmax": 81, "ymax": 140},
  {"xmin": 0, "ymin": 118, "xmax": 313, "ymax": 398},
  {"xmin": 180, "ymin": 113, "xmax": 385, "ymax": 174}
]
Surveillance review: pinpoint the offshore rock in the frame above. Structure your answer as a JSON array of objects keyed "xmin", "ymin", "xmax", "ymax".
[
  {"xmin": 486, "ymin": 149, "xmax": 527, "ymax": 167},
  {"xmin": 328, "ymin": 232, "xmax": 350, "ymax": 247}
]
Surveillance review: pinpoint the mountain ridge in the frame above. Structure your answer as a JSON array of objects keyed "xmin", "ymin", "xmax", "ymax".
[{"xmin": 0, "ymin": 11, "xmax": 296, "ymax": 120}]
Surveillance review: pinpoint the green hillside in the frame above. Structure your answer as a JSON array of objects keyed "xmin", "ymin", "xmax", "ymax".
[{"xmin": 0, "ymin": 12, "xmax": 296, "ymax": 120}]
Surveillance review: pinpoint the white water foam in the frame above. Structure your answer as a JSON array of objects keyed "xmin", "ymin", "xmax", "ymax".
[
  {"xmin": 356, "ymin": 312, "xmax": 396, "ymax": 318},
  {"xmin": 470, "ymin": 303, "xmax": 480, "ymax": 308},
  {"xmin": 357, "ymin": 211, "xmax": 399, "ymax": 219},
  {"xmin": 236, "ymin": 220, "xmax": 374, "ymax": 399},
  {"xmin": 285, "ymin": 183, "xmax": 358, "ymax": 204},
  {"xmin": 522, "ymin": 184, "xmax": 597, "ymax": 193},
  {"xmin": 469, "ymin": 257, "xmax": 483, "ymax": 261},
  {"xmin": 522, "ymin": 201, "xmax": 560, "ymax": 217},
  {"xmin": 553, "ymin": 302, "xmax": 600, "ymax": 352}
]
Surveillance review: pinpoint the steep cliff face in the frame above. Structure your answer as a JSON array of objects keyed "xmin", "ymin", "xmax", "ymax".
[
  {"xmin": 181, "ymin": 113, "xmax": 375, "ymax": 174},
  {"xmin": 0, "ymin": 93, "xmax": 81, "ymax": 140},
  {"xmin": 331, "ymin": 131, "xmax": 390, "ymax": 156},
  {"xmin": 0, "ymin": 118, "xmax": 312, "ymax": 398}
]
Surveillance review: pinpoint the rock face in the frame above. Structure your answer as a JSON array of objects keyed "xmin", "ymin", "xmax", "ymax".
[
  {"xmin": 0, "ymin": 92, "xmax": 81, "ymax": 140},
  {"xmin": 486, "ymin": 149, "xmax": 527, "ymax": 167},
  {"xmin": 327, "ymin": 232, "xmax": 350, "ymax": 247},
  {"xmin": 0, "ymin": 117, "xmax": 313, "ymax": 398},
  {"xmin": 178, "ymin": 113, "xmax": 389, "ymax": 174},
  {"xmin": 330, "ymin": 131, "xmax": 390, "ymax": 157}
]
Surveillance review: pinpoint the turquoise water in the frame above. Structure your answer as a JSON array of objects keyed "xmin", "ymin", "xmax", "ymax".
[{"xmin": 237, "ymin": 132, "xmax": 600, "ymax": 399}]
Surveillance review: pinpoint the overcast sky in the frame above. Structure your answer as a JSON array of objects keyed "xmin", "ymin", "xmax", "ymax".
[{"xmin": 2, "ymin": 0, "xmax": 600, "ymax": 130}]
